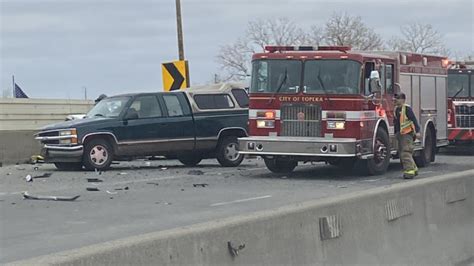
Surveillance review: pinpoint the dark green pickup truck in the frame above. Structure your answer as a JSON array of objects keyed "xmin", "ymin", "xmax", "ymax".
[{"xmin": 35, "ymin": 84, "xmax": 249, "ymax": 170}]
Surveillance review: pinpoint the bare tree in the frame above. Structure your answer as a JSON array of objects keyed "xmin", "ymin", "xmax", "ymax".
[
  {"xmin": 323, "ymin": 12, "xmax": 384, "ymax": 50},
  {"xmin": 388, "ymin": 22, "xmax": 449, "ymax": 55},
  {"xmin": 216, "ymin": 17, "xmax": 308, "ymax": 80}
]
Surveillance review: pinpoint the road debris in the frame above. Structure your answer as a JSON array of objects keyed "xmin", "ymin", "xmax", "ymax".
[
  {"xmin": 23, "ymin": 192, "xmax": 80, "ymax": 201},
  {"xmin": 30, "ymin": 155, "xmax": 44, "ymax": 164},
  {"xmin": 146, "ymin": 182, "xmax": 159, "ymax": 186},
  {"xmin": 161, "ymin": 167, "xmax": 168, "ymax": 170},
  {"xmin": 25, "ymin": 175, "xmax": 33, "ymax": 182},
  {"xmin": 188, "ymin": 170, "xmax": 204, "ymax": 175},
  {"xmin": 87, "ymin": 178, "xmax": 103, "ymax": 183},
  {"xmin": 86, "ymin": 187, "xmax": 100, "ymax": 191},
  {"xmin": 118, "ymin": 172, "xmax": 127, "ymax": 175},
  {"xmin": 193, "ymin": 183, "xmax": 209, "ymax": 188},
  {"xmin": 114, "ymin": 186, "xmax": 129, "ymax": 191},
  {"xmin": 106, "ymin": 190, "xmax": 117, "ymax": 195},
  {"xmin": 33, "ymin": 173, "xmax": 52, "ymax": 179},
  {"xmin": 228, "ymin": 241, "xmax": 245, "ymax": 257},
  {"xmin": 95, "ymin": 169, "xmax": 103, "ymax": 175}
]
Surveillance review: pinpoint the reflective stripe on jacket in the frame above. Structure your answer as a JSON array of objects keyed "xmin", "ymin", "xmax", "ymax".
[{"xmin": 400, "ymin": 104, "xmax": 415, "ymax": 135}]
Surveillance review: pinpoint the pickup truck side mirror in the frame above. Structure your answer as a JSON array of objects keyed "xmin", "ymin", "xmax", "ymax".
[
  {"xmin": 369, "ymin": 70, "xmax": 382, "ymax": 93},
  {"xmin": 124, "ymin": 108, "xmax": 139, "ymax": 120}
]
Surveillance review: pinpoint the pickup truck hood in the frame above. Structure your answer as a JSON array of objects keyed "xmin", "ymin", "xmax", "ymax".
[{"xmin": 39, "ymin": 117, "xmax": 116, "ymax": 131}]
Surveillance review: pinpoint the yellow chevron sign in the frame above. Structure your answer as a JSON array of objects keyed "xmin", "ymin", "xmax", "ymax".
[{"xmin": 162, "ymin": 60, "xmax": 189, "ymax": 91}]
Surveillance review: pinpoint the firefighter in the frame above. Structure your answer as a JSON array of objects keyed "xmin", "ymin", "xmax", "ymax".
[{"xmin": 393, "ymin": 93, "xmax": 421, "ymax": 179}]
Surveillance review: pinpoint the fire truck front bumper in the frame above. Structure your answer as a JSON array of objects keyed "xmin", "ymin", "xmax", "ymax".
[{"xmin": 239, "ymin": 136, "xmax": 365, "ymax": 158}]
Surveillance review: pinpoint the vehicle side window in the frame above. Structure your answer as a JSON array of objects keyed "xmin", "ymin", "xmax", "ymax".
[
  {"xmin": 129, "ymin": 95, "xmax": 162, "ymax": 118},
  {"xmin": 231, "ymin": 89, "xmax": 249, "ymax": 108},
  {"xmin": 163, "ymin": 94, "xmax": 184, "ymax": 117},
  {"xmin": 386, "ymin": 64, "xmax": 394, "ymax": 94},
  {"xmin": 194, "ymin": 94, "xmax": 235, "ymax": 109},
  {"xmin": 364, "ymin": 62, "xmax": 375, "ymax": 95},
  {"xmin": 379, "ymin": 64, "xmax": 385, "ymax": 92}
]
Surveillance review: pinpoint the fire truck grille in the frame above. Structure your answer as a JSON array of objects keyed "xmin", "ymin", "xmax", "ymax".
[
  {"xmin": 455, "ymin": 104, "xmax": 474, "ymax": 128},
  {"xmin": 280, "ymin": 104, "xmax": 322, "ymax": 137}
]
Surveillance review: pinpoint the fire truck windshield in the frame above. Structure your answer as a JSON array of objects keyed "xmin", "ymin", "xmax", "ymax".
[
  {"xmin": 448, "ymin": 73, "xmax": 470, "ymax": 97},
  {"xmin": 250, "ymin": 59, "xmax": 361, "ymax": 95},
  {"xmin": 251, "ymin": 60, "xmax": 302, "ymax": 94}
]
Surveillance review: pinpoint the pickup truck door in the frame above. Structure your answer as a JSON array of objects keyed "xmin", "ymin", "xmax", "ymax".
[
  {"xmin": 159, "ymin": 93, "xmax": 195, "ymax": 152},
  {"xmin": 119, "ymin": 95, "xmax": 171, "ymax": 155}
]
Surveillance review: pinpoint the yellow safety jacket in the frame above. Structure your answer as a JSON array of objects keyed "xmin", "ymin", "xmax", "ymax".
[{"xmin": 400, "ymin": 104, "xmax": 416, "ymax": 135}]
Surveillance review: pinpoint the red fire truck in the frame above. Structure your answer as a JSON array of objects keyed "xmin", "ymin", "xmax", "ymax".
[
  {"xmin": 239, "ymin": 46, "xmax": 449, "ymax": 174},
  {"xmin": 447, "ymin": 62, "xmax": 473, "ymax": 144}
]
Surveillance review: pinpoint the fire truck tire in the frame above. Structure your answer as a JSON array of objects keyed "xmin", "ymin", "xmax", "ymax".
[
  {"xmin": 216, "ymin": 136, "xmax": 244, "ymax": 167},
  {"xmin": 366, "ymin": 128, "xmax": 390, "ymax": 175},
  {"xmin": 414, "ymin": 128, "xmax": 435, "ymax": 167},
  {"xmin": 264, "ymin": 157, "xmax": 297, "ymax": 173}
]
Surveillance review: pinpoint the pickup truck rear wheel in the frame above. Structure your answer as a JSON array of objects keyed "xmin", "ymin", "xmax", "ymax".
[
  {"xmin": 178, "ymin": 155, "xmax": 202, "ymax": 166},
  {"xmin": 54, "ymin": 162, "xmax": 83, "ymax": 171},
  {"xmin": 216, "ymin": 136, "xmax": 244, "ymax": 167},
  {"xmin": 83, "ymin": 139, "xmax": 114, "ymax": 171},
  {"xmin": 264, "ymin": 157, "xmax": 297, "ymax": 173}
]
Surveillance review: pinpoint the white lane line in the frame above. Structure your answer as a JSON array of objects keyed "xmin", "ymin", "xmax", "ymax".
[{"xmin": 210, "ymin": 195, "xmax": 272, "ymax": 207}]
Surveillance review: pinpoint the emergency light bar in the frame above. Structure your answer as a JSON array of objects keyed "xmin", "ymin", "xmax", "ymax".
[{"xmin": 264, "ymin": 45, "xmax": 351, "ymax": 53}]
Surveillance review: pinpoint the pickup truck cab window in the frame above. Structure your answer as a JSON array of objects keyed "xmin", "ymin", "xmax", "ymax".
[
  {"xmin": 163, "ymin": 94, "xmax": 184, "ymax": 117},
  {"xmin": 194, "ymin": 94, "xmax": 235, "ymax": 109},
  {"xmin": 129, "ymin": 95, "xmax": 162, "ymax": 119},
  {"xmin": 231, "ymin": 88, "xmax": 249, "ymax": 108}
]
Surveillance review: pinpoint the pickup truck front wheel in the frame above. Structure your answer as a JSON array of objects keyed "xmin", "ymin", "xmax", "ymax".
[
  {"xmin": 216, "ymin": 136, "xmax": 244, "ymax": 167},
  {"xmin": 83, "ymin": 139, "xmax": 114, "ymax": 171}
]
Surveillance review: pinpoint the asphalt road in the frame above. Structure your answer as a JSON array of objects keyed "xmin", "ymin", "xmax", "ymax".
[{"xmin": 0, "ymin": 149, "xmax": 473, "ymax": 263}]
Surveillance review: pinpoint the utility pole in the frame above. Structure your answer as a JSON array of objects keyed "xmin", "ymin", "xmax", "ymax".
[{"xmin": 175, "ymin": 0, "xmax": 185, "ymax": 60}]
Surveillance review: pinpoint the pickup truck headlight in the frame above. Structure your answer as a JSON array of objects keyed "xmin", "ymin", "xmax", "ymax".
[
  {"xmin": 59, "ymin": 129, "xmax": 77, "ymax": 136},
  {"xmin": 257, "ymin": 120, "xmax": 275, "ymax": 128},
  {"xmin": 327, "ymin": 121, "xmax": 345, "ymax": 130}
]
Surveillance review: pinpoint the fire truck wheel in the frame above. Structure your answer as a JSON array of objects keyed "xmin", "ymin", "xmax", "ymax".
[
  {"xmin": 216, "ymin": 136, "xmax": 244, "ymax": 167},
  {"xmin": 264, "ymin": 157, "xmax": 297, "ymax": 173},
  {"xmin": 367, "ymin": 129, "xmax": 390, "ymax": 175},
  {"xmin": 414, "ymin": 128, "xmax": 435, "ymax": 167}
]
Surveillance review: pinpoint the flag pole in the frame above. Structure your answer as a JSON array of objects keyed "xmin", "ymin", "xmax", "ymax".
[{"xmin": 12, "ymin": 75, "xmax": 15, "ymax": 97}]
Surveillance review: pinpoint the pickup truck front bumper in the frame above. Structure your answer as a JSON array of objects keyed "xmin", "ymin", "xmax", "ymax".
[
  {"xmin": 239, "ymin": 136, "xmax": 365, "ymax": 158},
  {"xmin": 41, "ymin": 145, "xmax": 84, "ymax": 162}
]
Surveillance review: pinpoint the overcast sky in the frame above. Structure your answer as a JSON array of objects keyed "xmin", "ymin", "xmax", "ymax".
[{"xmin": 1, "ymin": 0, "xmax": 473, "ymax": 99}]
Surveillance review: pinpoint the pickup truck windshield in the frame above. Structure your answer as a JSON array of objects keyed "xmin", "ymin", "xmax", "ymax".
[
  {"xmin": 250, "ymin": 59, "xmax": 361, "ymax": 95},
  {"xmin": 87, "ymin": 96, "xmax": 130, "ymax": 118},
  {"xmin": 250, "ymin": 60, "xmax": 302, "ymax": 94}
]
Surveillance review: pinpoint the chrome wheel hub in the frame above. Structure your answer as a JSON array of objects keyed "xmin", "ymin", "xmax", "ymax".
[
  {"xmin": 225, "ymin": 143, "xmax": 239, "ymax": 161},
  {"xmin": 90, "ymin": 145, "xmax": 108, "ymax": 166}
]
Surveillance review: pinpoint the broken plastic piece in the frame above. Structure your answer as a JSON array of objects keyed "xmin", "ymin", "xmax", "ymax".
[
  {"xmin": 33, "ymin": 173, "xmax": 52, "ymax": 179},
  {"xmin": 86, "ymin": 187, "xmax": 100, "ymax": 191},
  {"xmin": 227, "ymin": 241, "xmax": 245, "ymax": 257},
  {"xmin": 87, "ymin": 178, "xmax": 103, "ymax": 183},
  {"xmin": 193, "ymin": 183, "xmax": 208, "ymax": 187},
  {"xmin": 25, "ymin": 175, "xmax": 33, "ymax": 182},
  {"xmin": 23, "ymin": 192, "xmax": 80, "ymax": 201}
]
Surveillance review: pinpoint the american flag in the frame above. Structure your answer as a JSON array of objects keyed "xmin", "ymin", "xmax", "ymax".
[{"xmin": 14, "ymin": 83, "xmax": 29, "ymax": 98}]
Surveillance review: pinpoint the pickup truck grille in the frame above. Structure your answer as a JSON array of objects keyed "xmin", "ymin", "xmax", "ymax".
[
  {"xmin": 455, "ymin": 104, "xmax": 474, "ymax": 128},
  {"xmin": 280, "ymin": 104, "xmax": 322, "ymax": 137},
  {"xmin": 36, "ymin": 131, "xmax": 60, "ymax": 145}
]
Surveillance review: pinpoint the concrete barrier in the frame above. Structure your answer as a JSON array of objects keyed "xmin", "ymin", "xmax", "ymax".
[
  {"xmin": 9, "ymin": 170, "xmax": 474, "ymax": 266},
  {"xmin": 0, "ymin": 98, "xmax": 93, "ymax": 165}
]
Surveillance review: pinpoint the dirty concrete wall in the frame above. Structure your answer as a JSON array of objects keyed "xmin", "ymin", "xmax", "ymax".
[
  {"xmin": 10, "ymin": 170, "xmax": 474, "ymax": 266},
  {"xmin": 0, "ymin": 130, "xmax": 41, "ymax": 165},
  {"xmin": 0, "ymin": 98, "xmax": 93, "ymax": 165}
]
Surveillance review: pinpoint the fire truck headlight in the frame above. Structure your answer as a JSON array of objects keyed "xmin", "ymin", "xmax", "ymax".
[
  {"xmin": 257, "ymin": 120, "xmax": 275, "ymax": 128},
  {"xmin": 327, "ymin": 121, "xmax": 345, "ymax": 130}
]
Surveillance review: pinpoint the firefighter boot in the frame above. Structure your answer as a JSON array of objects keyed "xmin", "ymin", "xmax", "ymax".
[{"xmin": 403, "ymin": 169, "xmax": 417, "ymax": 179}]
